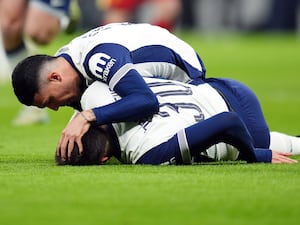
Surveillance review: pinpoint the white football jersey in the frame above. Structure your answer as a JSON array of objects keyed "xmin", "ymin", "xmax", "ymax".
[
  {"xmin": 55, "ymin": 23, "xmax": 205, "ymax": 89},
  {"xmin": 81, "ymin": 78, "xmax": 238, "ymax": 164}
]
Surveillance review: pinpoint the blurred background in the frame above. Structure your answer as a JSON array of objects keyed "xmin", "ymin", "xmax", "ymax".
[
  {"xmin": 1, "ymin": 0, "xmax": 300, "ymax": 71},
  {"xmin": 1, "ymin": 0, "xmax": 300, "ymax": 81},
  {"xmin": 73, "ymin": 0, "xmax": 300, "ymax": 33}
]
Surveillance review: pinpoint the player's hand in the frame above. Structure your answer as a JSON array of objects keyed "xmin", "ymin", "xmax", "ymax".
[
  {"xmin": 271, "ymin": 151, "xmax": 298, "ymax": 164},
  {"xmin": 56, "ymin": 110, "xmax": 96, "ymax": 161}
]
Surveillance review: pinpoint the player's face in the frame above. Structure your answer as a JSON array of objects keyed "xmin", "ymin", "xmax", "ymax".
[{"xmin": 33, "ymin": 78, "xmax": 81, "ymax": 111}]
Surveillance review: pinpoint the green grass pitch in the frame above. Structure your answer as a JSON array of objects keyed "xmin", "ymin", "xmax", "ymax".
[{"xmin": 0, "ymin": 31, "xmax": 300, "ymax": 225}]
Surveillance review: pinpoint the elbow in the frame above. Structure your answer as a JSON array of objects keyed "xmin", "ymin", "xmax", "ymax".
[
  {"xmin": 145, "ymin": 92, "xmax": 159, "ymax": 115},
  {"xmin": 153, "ymin": 95, "xmax": 160, "ymax": 114}
]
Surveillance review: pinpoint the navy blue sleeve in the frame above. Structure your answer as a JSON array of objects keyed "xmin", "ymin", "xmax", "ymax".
[
  {"xmin": 136, "ymin": 134, "xmax": 182, "ymax": 165},
  {"xmin": 138, "ymin": 112, "xmax": 273, "ymax": 165},
  {"xmin": 253, "ymin": 148, "xmax": 272, "ymax": 163},
  {"xmin": 83, "ymin": 43, "xmax": 133, "ymax": 83},
  {"xmin": 82, "ymin": 43, "xmax": 159, "ymax": 124},
  {"xmin": 138, "ymin": 112, "xmax": 259, "ymax": 165},
  {"xmin": 92, "ymin": 71, "xmax": 159, "ymax": 124},
  {"xmin": 184, "ymin": 112, "xmax": 258, "ymax": 163}
]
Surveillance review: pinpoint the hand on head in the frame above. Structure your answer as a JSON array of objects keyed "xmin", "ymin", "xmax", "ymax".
[{"xmin": 55, "ymin": 124, "xmax": 111, "ymax": 166}]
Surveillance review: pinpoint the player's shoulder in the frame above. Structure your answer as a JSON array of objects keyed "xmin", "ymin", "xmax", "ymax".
[
  {"xmin": 83, "ymin": 81, "xmax": 111, "ymax": 98},
  {"xmin": 81, "ymin": 81, "xmax": 116, "ymax": 110}
]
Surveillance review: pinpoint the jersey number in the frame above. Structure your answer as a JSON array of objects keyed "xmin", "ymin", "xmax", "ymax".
[{"xmin": 148, "ymin": 81, "xmax": 204, "ymax": 122}]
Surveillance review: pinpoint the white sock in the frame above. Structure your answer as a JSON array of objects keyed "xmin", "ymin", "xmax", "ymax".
[
  {"xmin": 0, "ymin": 29, "xmax": 12, "ymax": 82},
  {"xmin": 269, "ymin": 131, "xmax": 300, "ymax": 155}
]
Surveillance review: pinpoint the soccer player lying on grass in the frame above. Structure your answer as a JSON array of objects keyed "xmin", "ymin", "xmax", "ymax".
[
  {"xmin": 55, "ymin": 77, "xmax": 299, "ymax": 165},
  {"xmin": 55, "ymin": 123, "xmax": 297, "ymax": 166}
]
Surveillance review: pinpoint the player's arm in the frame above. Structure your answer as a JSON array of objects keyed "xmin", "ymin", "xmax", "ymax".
[
  {"xmin": 84, "ymin": 43, "xmax": 159, "ymax": 124},
  {"xmin": 92, "ymin": 70, "xmax": 159, "ymax": 124},
  {"xmin": 137, "ymin": 112, "xmax": 258, "ymax": 164}
]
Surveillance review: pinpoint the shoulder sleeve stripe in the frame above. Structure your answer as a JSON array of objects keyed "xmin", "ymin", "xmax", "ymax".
[{"xmin": 109, "ymin": 63, "xmax": 134, "ymax": 90}]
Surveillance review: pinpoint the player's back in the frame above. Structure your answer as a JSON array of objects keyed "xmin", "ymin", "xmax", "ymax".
[
  {"xmin": 56, "ymin": 23, "xmax": 205, "ymax": 83},
  {"xmin": 80, "ymin": 77, "xmax": 229, "ymax": 163}
]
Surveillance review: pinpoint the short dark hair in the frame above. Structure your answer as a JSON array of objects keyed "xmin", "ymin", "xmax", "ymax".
[
  {"xmin": 55, "ymin": 126, "xmax": 109, "ymax": 166},
  {"xmin": 11, "ymin": 54, "xmax": 56, "ymax": 106}
]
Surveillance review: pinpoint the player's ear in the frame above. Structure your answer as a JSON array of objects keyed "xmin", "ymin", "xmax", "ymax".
[
  {"xmin": 99, "ymin": 156, "xmax": 109, "ymax": 164},
  {"xmin": 48, "ymin": 72, "xmax": 62, "ymax": 82}
]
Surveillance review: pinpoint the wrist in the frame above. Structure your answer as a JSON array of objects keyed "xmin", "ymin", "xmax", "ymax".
[{"xmin": 80, "ymin": 110, "xmax": 96, "ymax": 123}]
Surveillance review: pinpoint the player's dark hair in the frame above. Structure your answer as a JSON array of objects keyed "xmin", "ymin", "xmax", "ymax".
[
  {"xmin": 55, "ymin": 126, "xmax": 110, "ymax": 166},
  {"xmin": 11, "ymin": 54, "xmax": 56, "ymax": 106}
]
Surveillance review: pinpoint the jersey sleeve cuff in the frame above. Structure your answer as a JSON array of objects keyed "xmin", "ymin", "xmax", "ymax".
[{"xmin": 253, "ymin": 148, "xmax": 272, "ymax": 163}]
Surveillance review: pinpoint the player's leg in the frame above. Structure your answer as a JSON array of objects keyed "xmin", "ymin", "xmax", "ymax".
[
  {"xmin": 0, "ymin": 26, "xmax": 11, "ymax": 82},
  {"xmin": 0, "ymin": 0, "xmax": 29, "ymax": 71},
  {"xmin": 13, "ymin": 0, "xmax": 71, "ymax": 126},
  {"xmin": 0, "ymin": 0, "xmax": 27, "ymax": 52},
  {"xmin": 207, "ymin": 78, "xmax": 300, "ymax": 155},
  {"xmin": 13, "ymin": 106, "xmax": 49, "ymax": 126},
  {"xmin": 101, "ymin": 0, "xmax": 143, "ymax": 24},
  {"xmin": 25, "ymin": 0, "xmax": 70, "ymax": 45},
  {"xmin": 0, "ymin": 0, "xmax": 44, "ymax": 125},
  {"xmin": 207, "ymin": 78, "xmax": 270, "ymax": 149},
  {"xmin": 150, "ymin": 0, "xmax": 181, "ymax": 31}
]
